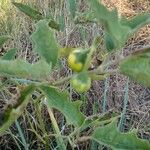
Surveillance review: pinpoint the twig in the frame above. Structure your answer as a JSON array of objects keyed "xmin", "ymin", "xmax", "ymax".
[{"xmin": 75, "ymin": 136, "xmax": 91, "ymax": 143}]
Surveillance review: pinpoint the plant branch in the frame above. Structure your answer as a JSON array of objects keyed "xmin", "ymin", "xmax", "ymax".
[
  {"xmin": 52, "ymin": 75, "xmax": 72, "ymax": 86},
  {"xmin": 47, "ymin": 107, "xmax": 66, "ymax": 150},
  {"xmin": 75, "ymin": 136, "xmax": 91, "ymax": 143}
]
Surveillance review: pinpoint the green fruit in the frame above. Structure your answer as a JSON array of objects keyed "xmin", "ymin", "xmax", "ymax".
[
  {"xmin": 67, "ymin": 48, "xmax": 89, "ymax": 72},
  {"xmin": 71, "ymin": 72, "xmax": 91, "ymax": 93}
]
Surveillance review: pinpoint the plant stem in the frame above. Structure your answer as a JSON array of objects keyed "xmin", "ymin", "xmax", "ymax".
[
  {"xmin": 118, "ymin": 78, "xmax": 129, "ymax": 131},
  {"xmin": 47, "ymin": 107, "xmax": 66, "ymax": 150},
  {"xmin": 26, "ymin": 111, "xmax": 46, "ymax": 144},
  {"xmin": 102, "ymin": 57, "xmax": 123, "ymax": 69},
  {"xmin": 83, "ymin": 46, "xmax": 96, "ymax": 71},
  {"xmin": 75, "ymin": 136, "xmax": 91, "ymax": 143},
  {"xmin": 53, "ymin": 68, "xmax": 118, "ymax": 87},
  {"xmin": 34, "ymin": 96, "xmax": 49, "ymax": 150},
  {"xmin": 102, "ymin": 77, "xmax": 109, "ymax": 113},
  {"xmin": 15, "ymin": 120, "xmax": 29, "ymax": 150},
  {"xmin": 52, "ymin": 75, "xmax": 72, "ymax": 86}
]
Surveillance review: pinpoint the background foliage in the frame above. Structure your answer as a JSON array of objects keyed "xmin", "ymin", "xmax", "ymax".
[{"xmin": 0, "ymin": 0, "xmax": 150, "ymax": 149}]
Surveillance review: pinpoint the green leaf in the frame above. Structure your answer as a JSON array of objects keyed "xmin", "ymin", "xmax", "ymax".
[
  {"xmin": 80, "ymin": 114, "xmax": 119, "ymax": 132},
  {"xmin": 45, "ymin": 13, "xmax": 60, "ymax": 30},
  {"xmin": 104, "ymin": 32, "xmax": 116, "ymax": 52},
  {"xmin": 0, "ymin": 59, "xmax": 51, "ymax": 81},
  {"xmin": 0, "ymin": 85, "xmax": 35, "ymax": 135},
  {"xmin": 67, "ymin": 0, "xmax": 76, "ymax": 18},
  {"xmin": 0, "ymin": 35, "xmax": 10, "ymax": 48},
  {"xmin": 92, "ymin": 119, "xmax": 150, "ymax": 150},
  {"xmin": 12, "ymin": 2, "xmax": 43, "ymax": 20},
  {"xmin": 119, "ymin": 49, "xmax": 150, "ymax": 87},
  {"xmin": 88, "ymin": 1, "xmax": 150, "ymax": 52},
  {"xmin": 48, "ymin": 19, "xmax": 60, "ymax": 31},
  {"xmin": 58, "ymin": 15, "xmax": 65, "ymax": 32},
  {"xmin": 2, "ymin": 48, "xmax": 17, "ymax": 60},
  {"xmin": 40, "ymin": 85, "xmax": 85, "ymax": 127},
  {"xmin": 121, "ymin": 13, "xmax": 150, "ymax": 35},
  {"xmin": 31, "ymin": 20, "xmax": 59, "ymax": 67},
  {"xmin": 88, "ymin": 0, "xmax": 130, "ymax": 51}
]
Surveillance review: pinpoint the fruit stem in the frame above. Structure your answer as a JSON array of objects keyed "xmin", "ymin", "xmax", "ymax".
[{"xmin": 83, "ymin": 45, "xmax": 96, "ymax": 71}]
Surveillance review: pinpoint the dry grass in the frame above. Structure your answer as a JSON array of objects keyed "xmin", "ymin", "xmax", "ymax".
[{"xmin": 0, "ymin": 0, "xmax": 150, "ymax": 149}]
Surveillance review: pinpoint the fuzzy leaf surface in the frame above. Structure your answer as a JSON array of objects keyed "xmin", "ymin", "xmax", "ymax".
[
  {"xmin": 31, "ymin": 20, "xmax": 59, "ymax": 66},
  {"xmin": 2, "ymin": 48, "xmax": 17, "ymax": 60},
  {"xmin": 92, "ymin": 120, "xmax": 150, "ymax": 150},
  {"xmin": 121, "ymin": 13, "xmax": 150, "ymax": 35},
  {"xmin": 88, "ymin": 0, "xmax": 130, "ymax": 51},
  {"xmin": 13, "ymin": 2, "xmax": 43, "ymax": 20},
  {"xmin": 40, "ymin": 85, "xmax": 85, "ymax": 127},
  {"xmin": 120, "ymin": 49, "xmax": 150, "ymax": 87},
  {"xmin": 67, "ymin": 0, "xmax": 76, "ymax": 18},
  {"xmin": 0, "ymin": 59, "xmax": 51, "ymax": 81}
]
